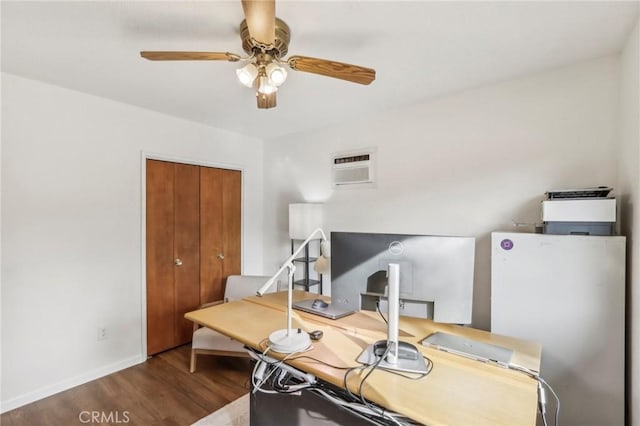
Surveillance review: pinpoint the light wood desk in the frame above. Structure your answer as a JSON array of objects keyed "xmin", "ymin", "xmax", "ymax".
[{"xmin": 185, "ymin": 291, "xmax": 541, "ymax": 426}]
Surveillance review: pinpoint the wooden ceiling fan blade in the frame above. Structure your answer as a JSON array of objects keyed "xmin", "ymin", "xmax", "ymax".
[
  {"xmin": 241, "ymin": 0, "xmax": 275, "ymax": 46},
  {"xmin": 288, "ymin": 55, "xmax": 376, "ymax": 85},
  {"xmin": 140, "ymin": 51, "xmax": 241, "ymax": 62}
]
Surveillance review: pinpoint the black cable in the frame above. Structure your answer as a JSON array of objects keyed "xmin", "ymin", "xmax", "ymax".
[
  {"xmin": 289, "ymin": 354, "xmax": 358, "ymax": 370},
  {"xmin": 357, "ymin": 344, "xmax": 392, "ymax": 420},
  {"xmin": 343, "ymin": 365, "xmax": 370, "ymax": 402},
  {"xmin": 369, "ymin": 352, "xmax": 433, "ymax": 380},
  {"xmin": 252, "ymin": 343, "xmax": 434, "ymax": 380},
  {"xmin": 249, "ymin": 340, "xmax": 434, "ymax": 425},
  {"xmin": 308, "ymin": 387, "xmax": 392, "ymax": 426},
  {"xmin": 376, "ymin": 300, "xmax": 388, "ymax": 324},
  {"xmin": 266, "ymin": 365, "xmax": 402, "ymax": 425},
  {"xmin": 349, "ymin": 344, "xmax": 434, "ymax": 425},
  {"xmin": 251, "ymin": 347, "xmax": 418, "ymax": 426}
]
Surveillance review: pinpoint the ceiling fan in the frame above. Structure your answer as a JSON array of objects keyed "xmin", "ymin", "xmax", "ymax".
[{"xmin": 140, "ymin": 0, "xmax": 376, "ymax": 109}]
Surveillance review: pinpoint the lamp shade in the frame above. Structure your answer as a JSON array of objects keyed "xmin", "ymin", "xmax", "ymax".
[
  {"xmin": 236, "ymin": 63, "xmax": 258, "ymax": 87},
  {"xmin": 289, "ymin": 204, "xmax": 323, "ymax": 239},
  {"xmin": 314, "ymin": 256, "xmax": 330, "ymax": 274}
]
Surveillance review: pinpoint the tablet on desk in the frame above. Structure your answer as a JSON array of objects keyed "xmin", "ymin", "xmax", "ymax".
[{"xmin": 421, "ymin": 332, "xmax": 514, "ymax": 368}]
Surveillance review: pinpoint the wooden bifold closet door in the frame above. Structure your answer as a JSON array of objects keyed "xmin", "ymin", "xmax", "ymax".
[{"xmin": 146, "ymin": 159, "xmax": 241, "ymax": 356}]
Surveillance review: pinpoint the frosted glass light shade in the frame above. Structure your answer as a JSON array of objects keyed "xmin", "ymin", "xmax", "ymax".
[
  {"xmin": 265, "ymin": 62, "xmax": 287, "ymax": 86},
  {"xmin": 236, "ymin": 63, "xmax": 258, "ymax": 87},
  {"xmin": 289, "ymin": 204, "xmax": 323, "ymax": 239}
]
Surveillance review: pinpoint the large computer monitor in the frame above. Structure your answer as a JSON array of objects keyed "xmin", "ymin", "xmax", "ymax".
[{"xmin": 318, "ymin": 232, "xmax": 475, "ymax": 324}]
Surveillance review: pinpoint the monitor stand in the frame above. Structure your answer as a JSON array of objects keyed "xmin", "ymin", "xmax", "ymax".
[
  {"xmin": 357, "ymin": 263, "xmax": 429, "ymax": 374},
  {"xmin": 357, "ymin": 342, "xmax": 429, "ymax": 374}
]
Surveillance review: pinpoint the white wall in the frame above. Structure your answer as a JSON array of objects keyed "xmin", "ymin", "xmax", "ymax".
[
  {"xmin": 263, "ymin": 56, "xmax": 621, "ymax": 331},
  {"xmin": 619, "ymin": 16, "xmax": 640, "ymax": 426},
  {"xmin": 0, "ymin": 73, "xmax": 264, "ymax": 411}
]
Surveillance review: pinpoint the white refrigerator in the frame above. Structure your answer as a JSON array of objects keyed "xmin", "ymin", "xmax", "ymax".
[{"xmin": 491, "ymin": 232, "xmax": 625, "ymax": 426}]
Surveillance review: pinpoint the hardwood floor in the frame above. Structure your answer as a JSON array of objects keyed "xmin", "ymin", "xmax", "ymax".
[{"xmin": 1, "ymin": 345, "xmax": 252, "ymax": 426}]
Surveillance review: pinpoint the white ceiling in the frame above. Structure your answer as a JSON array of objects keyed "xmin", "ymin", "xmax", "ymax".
[{"xmin": 2, "ymin": 1, "xmax": 638, "ymax": 140}]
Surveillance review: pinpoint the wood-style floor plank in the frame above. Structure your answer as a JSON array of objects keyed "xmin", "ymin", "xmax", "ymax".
[{"xmin": 1, "ymin": 345, "xmax": 252, "ymax": 425}]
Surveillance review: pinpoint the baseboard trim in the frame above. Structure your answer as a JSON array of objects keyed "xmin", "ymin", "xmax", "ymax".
[{"xmin": 0, "ymin": 354, "xmax": 146, "ymax": 414}]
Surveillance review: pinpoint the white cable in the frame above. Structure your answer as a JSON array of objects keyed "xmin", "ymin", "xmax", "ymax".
[
  {"xmin": 251, "ymin": 346, "xmax": 313, "ymax": 395},
  {"xmin": 538, "ymin": 381, "xmax": 548, "ymax": 426},
  {"xmin": 248, "ymin": 347, "xmax": 410, "ymax": 425},
  {"xmin": 276, "ymin": 368, "xmax": 287, "ymax": 387},
  {"xmin": 537, "ymin": 376, "xmax": 560, "ymax": 426},
  {"xmin": 507, "ymin": 364, "xmax": 560, "ymax": 426},
  {"xmin": 251, "ymin": 359, "xmax": 280, "ymax": 394},
  {"xmin": 248, "ymin": 348, "xmax": 395, "ymax": 422},
  {"xmin": 252, "ymin": 346, "xmax": 281, "ymax": 394},
  {"xmin": 248, "ymin": 348, "xmax": 412, "ymax": 425}
]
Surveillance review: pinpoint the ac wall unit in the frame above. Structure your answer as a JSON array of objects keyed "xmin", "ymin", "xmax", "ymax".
[{"xmin": 332, "ymin": 150, "xmax": 375, "ymax": 186}]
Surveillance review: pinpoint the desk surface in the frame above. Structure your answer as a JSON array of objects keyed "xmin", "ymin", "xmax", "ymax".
[{"xmin": 185, "ymin": 291, "xmax": 541, "ymax": 426}]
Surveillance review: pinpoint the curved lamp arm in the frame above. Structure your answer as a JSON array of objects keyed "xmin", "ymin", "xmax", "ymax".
[{"xmin": 257, "ymin": 228, "xmax": 328, "ymax": 296}]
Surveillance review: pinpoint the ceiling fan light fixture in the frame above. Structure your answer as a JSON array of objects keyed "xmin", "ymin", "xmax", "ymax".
[
  {"xmin": 265, "ymin": 62, "xmax": 287, "ymax": 86},
  {"xmin": 257, "ymin": 75, "xmax": 277, "ymax": 95},
  {"xmin": 236, "ymin": 63, "xmax": 259, "ymax": 87}
]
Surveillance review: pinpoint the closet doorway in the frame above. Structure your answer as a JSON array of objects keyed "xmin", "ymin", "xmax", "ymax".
[{"xmin": 146, "ymin": 159, "xmax": 241, "ymax": 356}]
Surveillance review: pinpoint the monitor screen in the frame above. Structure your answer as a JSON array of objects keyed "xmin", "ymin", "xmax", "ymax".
[{"xmin": 330, "ymin": 232, "xmax": 475, "ymax": 324}]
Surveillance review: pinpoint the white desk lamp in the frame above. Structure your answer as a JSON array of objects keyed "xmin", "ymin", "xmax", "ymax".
[{"xmin": 256, "ymin": 227, "xmax": 330, "ymax": 353}]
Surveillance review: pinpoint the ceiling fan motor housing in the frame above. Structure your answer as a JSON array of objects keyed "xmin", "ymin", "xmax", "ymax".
[{"xmin": 240, "ymin": 17, "xmax": 291, "ymax": 58}]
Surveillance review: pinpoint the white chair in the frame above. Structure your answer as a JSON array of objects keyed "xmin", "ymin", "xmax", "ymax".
[{"xmin": 190, "ymin": 275, "xmax": 273, "ymax": 373}]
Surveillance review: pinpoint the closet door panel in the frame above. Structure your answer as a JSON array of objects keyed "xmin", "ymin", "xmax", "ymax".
[
  {"xmin": 146, "ymin": 160, "xmax": 176, "ymax": 356},
  {"xmin": 200, "ymin": 167, "xmax": 224, "ymax": 304},
  {"xmin": 173, "ymin": 163, "xmax": 201, "ymax": 345},
  {"xmin": 222, "ymin": 170, "xmax": 242, "ymax": 281}
]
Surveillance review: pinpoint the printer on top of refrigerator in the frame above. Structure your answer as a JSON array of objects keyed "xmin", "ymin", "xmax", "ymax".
[{"xmin": 541, "ymin": 186, "xmax": 615, "ymax": 235}]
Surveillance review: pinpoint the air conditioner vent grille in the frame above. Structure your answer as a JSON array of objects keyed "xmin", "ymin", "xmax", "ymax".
[
  {"xmin": 331, "ymin": 149, "xmax": 375, "ymax": 187},
  {"xmin": 334, "ymin": 154, "xmax": 370, "ymax": 165},
  {"xmin": 334, "ymin": 167, "xmax": 370, "ymax": 185}
]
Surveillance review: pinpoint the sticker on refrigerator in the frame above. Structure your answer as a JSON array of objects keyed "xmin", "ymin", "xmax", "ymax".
[{"xmin": 500, "ymin": 239, "xmax": 514, "ymax": 250}]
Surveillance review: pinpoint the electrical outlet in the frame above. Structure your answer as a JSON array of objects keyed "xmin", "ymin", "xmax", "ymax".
[{"xmin": 97, "ymin": 327, "xmax": 108, "ymax": 341}]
